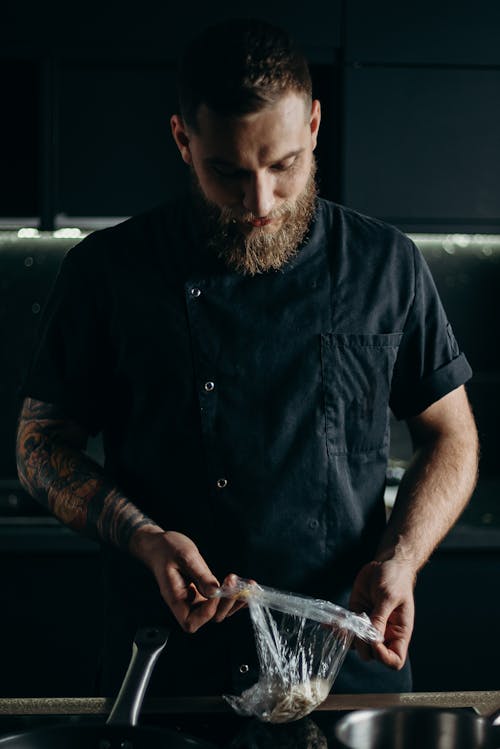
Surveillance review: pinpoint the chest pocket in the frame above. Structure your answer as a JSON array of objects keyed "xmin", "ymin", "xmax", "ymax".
[{"xmin": 321, "ymin": 333, "xmax": 403, "ymax": 455}]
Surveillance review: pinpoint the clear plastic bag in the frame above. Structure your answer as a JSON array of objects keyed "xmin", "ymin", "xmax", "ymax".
[{"xmin": 215, "ymin": 576, "xmax": 382, "ymax": 724}]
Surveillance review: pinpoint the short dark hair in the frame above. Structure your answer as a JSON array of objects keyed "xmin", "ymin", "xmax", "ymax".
[{"xmin": 178, "ymin": 18, "xmax": 312, "ymax": 130}]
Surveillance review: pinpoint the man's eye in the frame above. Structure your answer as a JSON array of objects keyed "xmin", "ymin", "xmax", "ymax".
[
  {"xmin": 212, "ymin": 166, "xmax": 240, "ymax": 179},
  {"xmin": 271, "ymin": 159, "xmax": 296, "ymax": 173}
]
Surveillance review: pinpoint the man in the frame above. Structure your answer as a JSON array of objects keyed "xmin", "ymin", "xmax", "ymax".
[{"xmin": 16, "ymin": 19, "xmax": 478, "ymax": 696}]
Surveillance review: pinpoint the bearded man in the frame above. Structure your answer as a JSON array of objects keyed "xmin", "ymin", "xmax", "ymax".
[{"xmin": 16, "ymin": 19, "xmax": 477, "ymax": 697}]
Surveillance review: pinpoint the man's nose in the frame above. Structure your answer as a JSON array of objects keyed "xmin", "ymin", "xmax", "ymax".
[{"xmin": 242, "ymin": 173, "xmax": 275, "ymax": 217}]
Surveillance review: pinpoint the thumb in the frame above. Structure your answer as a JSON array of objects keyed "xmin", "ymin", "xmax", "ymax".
[
  {"xmin": 369, "ymin": 600, "xmax": 393, "ymax": 639},
  {"xmin": 178, "ymin": 555, "xmax": 220, "ymax": 598},
  {"xmin": 195, "ymin": 577, "xmax": 220, "ymax": 599}
]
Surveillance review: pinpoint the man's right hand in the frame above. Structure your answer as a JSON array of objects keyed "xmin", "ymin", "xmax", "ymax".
[
  {"xmin": 16, "ymin": 399, "xmax": 244, "ymax": 632},
  {"xmin": 130, "ymin": 527, "xmax": 243, "ymax": 633}
]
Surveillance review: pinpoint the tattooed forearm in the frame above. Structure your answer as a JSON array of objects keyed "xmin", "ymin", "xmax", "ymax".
[{"xmin": 16, "ymin": 397, "xmax": 158, "ymax": 549}]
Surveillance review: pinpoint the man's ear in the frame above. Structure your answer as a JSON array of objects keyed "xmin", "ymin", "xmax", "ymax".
[
  {"xmin": 171, "ymin": 114, "xmax": 192, "ymax": 165},
  {"xmin": 309, "ymin": 99, "xmax": 321, "ymax": 151}
]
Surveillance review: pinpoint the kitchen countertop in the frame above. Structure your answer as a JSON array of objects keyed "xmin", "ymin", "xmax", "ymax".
[
  {"xmin": 1, "ymin": 693, "xmax": 499, "ymax": 748},
  {"xmin": 1, "ymin": 692, "xmax": 499, "ymax": 717}
]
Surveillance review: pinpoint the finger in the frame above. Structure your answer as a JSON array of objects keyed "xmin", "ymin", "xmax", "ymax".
[
  {"xmin": 214, "ymin": 595, "xmax": 237, "ymax": 622},
  {"xmin": 215, "ymin": 597, "xmax": 248, "ymax": 622},
  {"xmin": 354, "ymin": 602, "xmax": 391, "ymax": 662},
  {"xmin": 160, "ymin": 566, "xmax": 194, "ymax": 627},
  {"xmin": 369, "ymin": 609, "xmax": 391, "ymax": 639},
  {"xmin": 369, "ymin": 601, "xmax": 412, "ymax": 668},
  {"xmin": 213, "ymin": 573, "xmax": 241, "ymax": 622},
  {"xmin": 176, "ymin": 549, "xmax": 220, "ymax": 599},
  {"xmin": 184, "ymin": 597, "xmax": 220, "ymax": 633},
  {"xmin": 187, "ymin": 581, "xmax": 207, "ymax": 606},
  {"xmin": 162, "ymin": 566, "xmax": 219, "ymax": 631},
  {"xmin": 371, "ymin": 639, "xmax": 406, "ymax": 670},
  {"xmin": 163, "ymin": 576, "xmax": 220, "ymax": 633},
  {"xmin": 375, "ymin": 621, "xmax": 410, "ymax": 668}
]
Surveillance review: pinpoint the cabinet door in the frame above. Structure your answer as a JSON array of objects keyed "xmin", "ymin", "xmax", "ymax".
[
  {"xmin": 57, "ymin": 63, "xmax": 186, "ymax": 219},
  {"xmin": 0, "ymin": 60, "xmax": 39, "ymax": 218},
  {"xmin": 0, "ymin": 548, "xmax": 101, "ymax": 697},
  {"xmin": 2, "ymin": 1, "xmax": 342, "ymax": 58},
  {"xmin": 345, "ymin": 0, "xmax": 500, "ymax": 65},
  {"xmin": 411, "ymin": 549, "xmax": 500, "ymax": 691},
  {"xmin": 344, "ymin": 66, "xmax": 500, "ymax": 230}
]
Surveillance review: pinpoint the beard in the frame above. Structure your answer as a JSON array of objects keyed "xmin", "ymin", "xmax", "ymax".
[{"xmin": 190, "ymin": 158, "xmax": 318, "ymax": 275}]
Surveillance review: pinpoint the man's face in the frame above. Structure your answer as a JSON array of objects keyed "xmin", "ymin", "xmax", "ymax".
[{"xmin": 171, "ymin": 92, "xmax": 321, "ymax": 274}]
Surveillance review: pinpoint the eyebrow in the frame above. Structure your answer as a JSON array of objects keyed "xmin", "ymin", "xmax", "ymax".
[{"xmin": 204, "ymin": 148, "xmax": 305, "ymax": 168}]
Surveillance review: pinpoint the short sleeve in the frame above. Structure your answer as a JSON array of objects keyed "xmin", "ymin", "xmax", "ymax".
[
  {"xmin": 390, "ymin": 241, "xmax": 472, "ymax": 420},
  {"xmin": 21, "ymin": 238, "xmax": 109, "ymax": 434}
]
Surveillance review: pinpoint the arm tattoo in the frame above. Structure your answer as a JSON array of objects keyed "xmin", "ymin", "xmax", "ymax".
[{"xmin": 16, "ymin": 397, "xmax": 157, "ymax": 549}]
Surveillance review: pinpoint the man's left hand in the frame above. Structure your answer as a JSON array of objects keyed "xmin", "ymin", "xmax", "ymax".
[{"xmin": 349, "ymin": 559, "xmax": 416, "ymax": 670}]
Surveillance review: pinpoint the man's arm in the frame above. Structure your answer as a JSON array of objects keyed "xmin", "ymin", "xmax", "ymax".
[
  {"xmin": 16, "ymin": 397, "xmax": 241, "ymax": 631},
  {"xmin": 16, "ymin": 397, "xmax": 155, "ymax": 546},
  {"xmin": 349, "ymin": 384, "xmax": 479, "ymax": 668}
]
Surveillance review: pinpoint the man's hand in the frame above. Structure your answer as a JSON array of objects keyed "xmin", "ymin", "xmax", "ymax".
[
  {"xmin": 130, "ymin": 527, "xmax": 245, "ymax": 633},
  {"xmin": 349, "ymin": 559, "xmax": 415, "ymax": 670},
  {"xmin": 348, "ymin": 387, "xmax": 478, "ymax": 671}
]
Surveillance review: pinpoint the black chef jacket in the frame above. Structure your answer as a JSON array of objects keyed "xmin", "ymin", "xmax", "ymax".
[{"xmin": 22, "ymin": 195, "xmax": 472, "ymax": 697}]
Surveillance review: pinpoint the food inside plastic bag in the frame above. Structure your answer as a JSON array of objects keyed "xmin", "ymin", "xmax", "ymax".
[{"xmin": 215, "ymin": 576, "xmax": 382, "ymax": 723}]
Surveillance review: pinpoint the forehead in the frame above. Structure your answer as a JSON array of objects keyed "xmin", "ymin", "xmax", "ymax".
[{"xmin": 191, "ymin": 92, "xmax": 310, "ymax": 162}]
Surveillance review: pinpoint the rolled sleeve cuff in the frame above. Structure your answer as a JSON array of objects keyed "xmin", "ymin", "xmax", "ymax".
[{"xmin": 392, "ymin": 353, "xmax": 473, "ymax": 420}]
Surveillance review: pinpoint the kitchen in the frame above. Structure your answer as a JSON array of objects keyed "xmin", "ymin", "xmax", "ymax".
[{"xmin": 1, "ymin": 0, "xmax": 499, "ymax": 745}]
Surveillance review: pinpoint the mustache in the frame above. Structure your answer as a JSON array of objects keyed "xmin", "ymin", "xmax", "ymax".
[{"xmin": 218, "ymin": 201, "xmax": 295, "ymax": 225}]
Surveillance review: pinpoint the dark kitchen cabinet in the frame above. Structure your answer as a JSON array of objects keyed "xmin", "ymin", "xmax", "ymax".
[
  {"xmin": 345, "ymin": 0, "xmax": 500, "ymax": 65},
  {"xmin": 343, "ymin": 66, "xmax": 500, "ymax": 231},
  {"xmin": 0, "ymin": 60, "xmax": 40, "ymax": 218},
  {"xmin": 1, "ymin": 3, "xmax": 342, "ymax": 223},
  {"xmin": 1, "ymin": 1, "xmax": 341, "ymax": 60},
  {"xmin": 57, "ymin": 63, "xmax": 186, "ymax": 219},
  {"xmin": 411, "ymin": 547, "xmax": 500, "ymax": 691},
  {"xmin": 0, "ymin": 526, "xmax": 102, "ymax": 697}
]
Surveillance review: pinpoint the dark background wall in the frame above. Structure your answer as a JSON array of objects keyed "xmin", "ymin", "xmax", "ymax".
[
  {"xmin": 1, "ymin": 0, "xmax": 499, "ymax": 698},
  {"xmin": 2, "ymin": 0, "xmax": 500, "ymax": 232}
]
